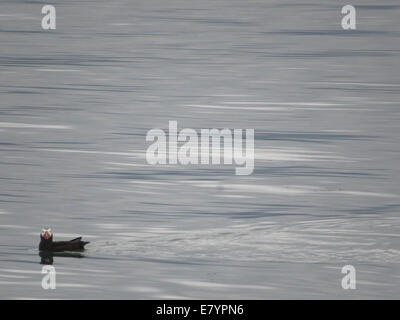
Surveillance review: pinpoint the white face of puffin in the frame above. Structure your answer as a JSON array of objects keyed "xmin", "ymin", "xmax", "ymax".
[{"xmin": 41, "ymin": 227, "xmax": 52, "ymax": 240}]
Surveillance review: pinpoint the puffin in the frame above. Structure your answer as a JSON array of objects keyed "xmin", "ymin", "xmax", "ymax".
[{"xmin": 39, "ymin": 228, "xmax": 90, "ymax": 252}]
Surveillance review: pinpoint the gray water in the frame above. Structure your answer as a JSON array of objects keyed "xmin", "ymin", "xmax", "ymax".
[{"xmin": 0, "ymin": 0, "xmax": 399, "ymax": 299}]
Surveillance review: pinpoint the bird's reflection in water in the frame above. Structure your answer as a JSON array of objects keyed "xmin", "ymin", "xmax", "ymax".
[{"xmin": 39, "ymin": 251, "xmax": 86, "ymax": 265}]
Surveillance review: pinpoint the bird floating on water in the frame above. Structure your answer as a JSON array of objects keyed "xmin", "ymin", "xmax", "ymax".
[{"xmin": 39, "ymin": 227, "xmax": 90, "ymax": 252}]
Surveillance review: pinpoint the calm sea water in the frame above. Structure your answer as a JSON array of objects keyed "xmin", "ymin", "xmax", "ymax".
[{"xmin": 0, "ymin": 0, "xmax": 399, "ymax": 299}]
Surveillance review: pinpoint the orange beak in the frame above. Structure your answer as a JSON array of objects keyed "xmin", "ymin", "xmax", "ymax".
[{"xmin": 43, "ymin": 231, "xmax": 51, "ymax": 240}]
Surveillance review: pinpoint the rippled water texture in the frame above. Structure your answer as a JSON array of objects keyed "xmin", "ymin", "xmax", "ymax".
[{"xmin": 0, "ymin": 0, "xmax": 399, "ymax": 299}]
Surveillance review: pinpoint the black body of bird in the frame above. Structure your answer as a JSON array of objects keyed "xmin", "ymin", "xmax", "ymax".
[{"xmin": 39, "ymin": 228, "xmax": 90, "ymax": 252}]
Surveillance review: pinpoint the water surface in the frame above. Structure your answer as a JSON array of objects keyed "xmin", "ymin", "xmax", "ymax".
[{"xmin": 0, "ymin": 0, "xmax": 399, "ymax": 299}]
